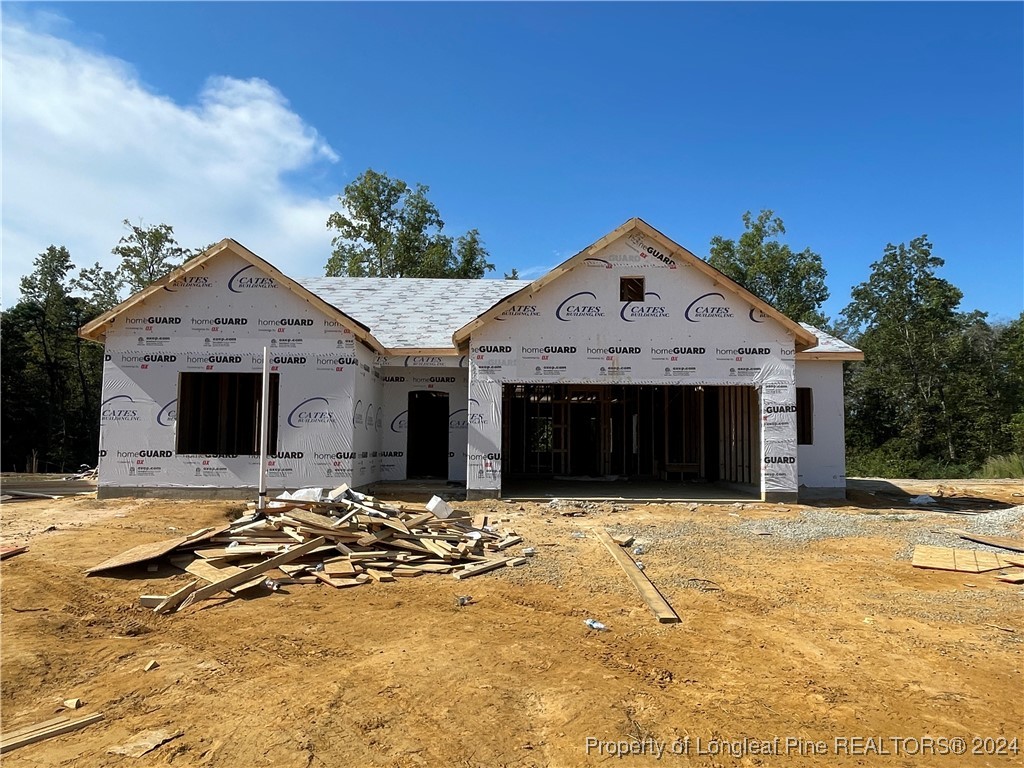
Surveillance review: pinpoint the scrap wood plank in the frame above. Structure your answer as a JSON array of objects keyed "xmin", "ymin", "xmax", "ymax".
[
  {"xmin": 391, "ymin": 566, "xmax": 423, "ymax": 577},
  {"xmin": 595, "ymin": 529, "xmax": 680, "ymax": 624},
  {"xmin": 191, "ymin": 545, "xmax": 284, "ymax": 560},
  {"xmin": 453, "ymin": 557, "xmax": 514, "ymax": 580},
  {"xmin": 996, "ymin": 572, "xmax": 1024, "ymax": 584},
  {"xmin": 153, "ymin": 580, "xmax": 199, "ymax": 614},
  {"xmin": 357, "ymin": 528, "xmax": 393, "ymax": 547},
  {"xmin": 1, "ymin": 715, "xmax": 72, "ymax": 742},
  {"xmin": 493, "ymin": 535, "xmax": 523, "ymax": 551},
  {"xmin": 182, "ymin": 523, "xmax": 231, "ymax": 544},
  {"xmin": 0, "ymin": 713, "xmax": 104, "ymax": 754},
  {"xmin": 415, "ymin": 563, "xmax": 456, "ymax": 574},
  {"xmin": 314, "ymin": 571, "xmax": 363, "ymax": 588},
  {"xmin": 364, "ymin": 568, "xmax": 395, "ymax": 583},
  {"xmin": 279, "ymin": 510, "xmax": 345, "ymax": 532},
  {"xmin": 171, "ymin": 556, "xmax": 266, "ymax": 594},
  {"xmin": 947, "ymin": 530, "xmax": 1024, "ymax": 553},
  {"xmin": 404, "ymin": 512, "xmax": 435, "ymax": 529},
  {"xmin": 177, "ymin": 537, "xmax": 326, "ymax": 611},
  {"xmin": 0, "ymin": 545, "xmax": 28, "ymax": 560},
  {"xmin": 911, "ymin": 545, "xmax": 1015, "ymax": 573},
  {"xmin": 387, "ymin": 538, "xmax": 432, "ymax": 555},
  {"xmin": 86, "ymin": 536, "xmax": 188, "ymax": 574}
]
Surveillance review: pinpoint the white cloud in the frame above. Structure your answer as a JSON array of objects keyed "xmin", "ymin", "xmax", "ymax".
[{"xmin": 1, "ymin": 16, "xmax": 341, "ymax": 306}]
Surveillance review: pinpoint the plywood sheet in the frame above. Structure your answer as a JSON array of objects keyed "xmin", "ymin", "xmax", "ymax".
[
  {"xmin": 911, "ymin": 545, "xmax": 1015, "ymax": 573},
  {"xmin": 87, "ymin": 536, "xmax": 188, "ymax": 574}
]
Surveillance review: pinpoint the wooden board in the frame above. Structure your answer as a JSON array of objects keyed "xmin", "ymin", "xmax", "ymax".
[
  {"xmin": 172, "ymin": 556, "xmax": 266, "ymax": 594},
  {"xmin": 0, "ymin": 545, "xmax": 28, "ymax": 560},
  {"xmin": 177, "ymin": 537, "xmax": 326, "ymax": 610},
  {"xmin": 595, "ymin": 529, "xmax": 680, "ymax": 624},
  {"xmin": 1, "ymin": 715, "xmax": 72, "ymax": 742},
  {"xmin": 153, "ymin": 580, "xmax": 199, "ymax": 614},
  {"xmin": 948, "ymin": 530, "xmax": 1024, "ymax": 553},
  {"xmin": 911, "ymin": 545, "xmax": 1016, "ymax": 573},
  {"xmin": 87, "ymin": 536, "xmax": 188, "ymax": 574},
  {"xmin": 0, "ymin": 713, "xmax": 103, "ymax": 754},
  {"xmin": 182, "ymin": 523, "xmax": 232, "ymax": 545},
  {"xmin": 314, "ymin": 571, "xmax": 363, "ymax": 588},
  {"xmin": 453, "ymin": 557, "xmax": 514, "ymax": 580}
]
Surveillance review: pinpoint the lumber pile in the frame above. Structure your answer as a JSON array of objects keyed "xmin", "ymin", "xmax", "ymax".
[{"xmin": 88, "ymin": 486, "xmax": 528, "ymax": 613}]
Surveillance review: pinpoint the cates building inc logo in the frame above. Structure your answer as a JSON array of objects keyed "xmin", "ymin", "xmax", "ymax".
[
  {"xmin": 620, "ymin": 291, "xmax": 670, "ymax": 322},
  {"xmin": 101, "ymin": 394, "xmax": 141, "ymax": 422},
  {"xmin": 497, "ymin": 305, "xmax": 541, "ymax": 320},
  {"xmin": 287, "ymin": 397, "xmax": 338, "ymax": 427},
  {"xmin": 163, "ymin": 275, "xmax": 211, "ymax": 292},
  {"xmin": 156, "ymin": 399, "xmax": 177, "ymax": 426},
  {"xmin": 556, "ymin": 292, "xmax": 604, "ymax": 321},
  {"xmin": 228, "ymin": 265, "xmax": 278, "ymax": 292},
  {"xmin": 684, "ymin": 292, "xmax": 734, "ymax": 322}
]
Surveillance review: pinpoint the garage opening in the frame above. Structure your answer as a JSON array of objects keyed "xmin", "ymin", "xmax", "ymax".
[
  {"xmin": 501, "ymin": 384, "xmax": 759, "ymax": 487},
  {"xmin": 406, "ymin": 390, "xmax": 449, "ymax": 478}
]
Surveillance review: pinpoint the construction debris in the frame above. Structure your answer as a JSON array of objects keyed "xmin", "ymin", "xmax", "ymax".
[
  {"xmin": 0, "ymin": 713, "xmax": 104, "ymax": 754},
  {"xmin": 0, "ymin": 545, "xmax": 28, "ymax": 560},
  {"xmin": 88, "ymin": 487, "xmax": 529, "ymax": 613},
  {"xmin": 108, "ymin": 728, "xmax": 182, "ymax": 758},
  {"xmin": 911, "ymin": 544, "xmax": 1019, "ymax": 573},
  {"xmin": 595, "ymin": 528, "xmax": 680, "ymax": 624}
]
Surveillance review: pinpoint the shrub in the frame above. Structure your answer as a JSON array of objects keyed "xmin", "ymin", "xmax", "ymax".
[{"xmin": 977, "ymin": 453, "xmax": 1024, "ymax": 479}]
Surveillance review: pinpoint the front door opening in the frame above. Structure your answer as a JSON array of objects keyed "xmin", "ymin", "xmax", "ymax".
[{"xmin": 406, "ymin": 390, "xmax": 449, "ymax": 478}]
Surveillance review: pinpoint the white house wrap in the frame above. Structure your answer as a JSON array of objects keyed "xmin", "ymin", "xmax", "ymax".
[{"xmin": 80, "ymin": 219, "xmax": 861, "ymax": 501}]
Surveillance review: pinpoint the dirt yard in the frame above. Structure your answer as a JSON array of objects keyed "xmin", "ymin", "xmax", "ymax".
[{"xmin": 2, "ymin": 480, "xmax": 1022, "ymax": 767}]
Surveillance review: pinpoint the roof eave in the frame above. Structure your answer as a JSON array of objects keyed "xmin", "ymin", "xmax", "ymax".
[{"xmin": 796, "ymin": 351, "xmax": 865, "ymax": 362}]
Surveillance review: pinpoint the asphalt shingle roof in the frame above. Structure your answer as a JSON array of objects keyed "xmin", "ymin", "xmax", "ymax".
[{"xmin": 296, "ymin": 277, "xmax": 531, "ymax": 349}]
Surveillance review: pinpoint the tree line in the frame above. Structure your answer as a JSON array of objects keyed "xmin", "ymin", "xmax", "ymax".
[
  {"xmin": 710, "ymin": 210, "xmax": 1023, "ymax": 478},
  {"xmin": 2, "ymin": 171, "xmax": 1020, "ymax": 478}
]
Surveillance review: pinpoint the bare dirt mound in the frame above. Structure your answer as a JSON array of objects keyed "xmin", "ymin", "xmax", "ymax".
[{"xmin": 2, "ymin": 491, "xmax": 1021, "ymax": 766}]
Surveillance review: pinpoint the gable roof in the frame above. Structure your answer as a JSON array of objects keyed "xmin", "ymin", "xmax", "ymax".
[
  {"xmin": 78, "ymin": 239, "xmax": 384, "ymax": 352},
  {"xmin": 452, "ymin": 217, "xmax": 819, "ymax": 350},
  {"xmin": 296, "ymin": 277, "xmax": 531, "ymax": 353},
  {"xmin": 79, "ymin": 227, "xmax": 861, "ymax": 361}
]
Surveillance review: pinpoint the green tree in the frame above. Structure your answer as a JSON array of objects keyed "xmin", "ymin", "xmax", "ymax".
[
  {"xmin": 3, "ymin": 246, "xmax": 104, "ymax": 471},
  {"xmin": 71, "ymin": 261, "xmax": 122, "ymax": 312},
  {"xmin": 451, "ymin": 229, "xmax": 494, "ymax": 279},
  {"xmin": 708, "ymin": 210, "xmax": 829, "ymax": 325},
  {"xmin": 992, "ymin": 314, "xmax": 1024, "ymax": 454},
  {"xmin": 325, "ymin": 169, "xmax": 495, "ymax": 278},
  {"xmin": 113, "ymin": 219, "xmax": 191, "ymax": 294},
  {"xmin": 841, "ymin": 235, "xmax": 1008, "ymax": 476}
]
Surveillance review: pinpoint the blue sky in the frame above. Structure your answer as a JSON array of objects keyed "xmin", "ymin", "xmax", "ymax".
[{"xmin": 3, "ymin": 2, "xmax": 1021, "ymax": 323}]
